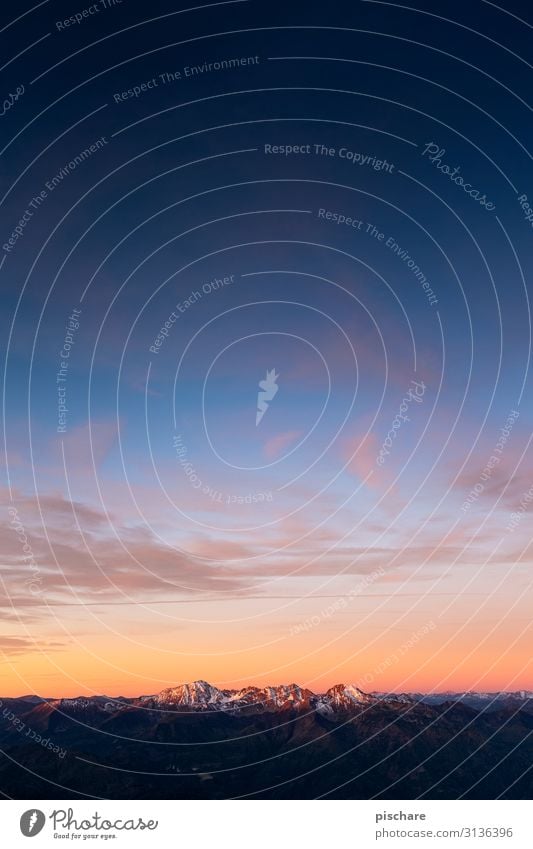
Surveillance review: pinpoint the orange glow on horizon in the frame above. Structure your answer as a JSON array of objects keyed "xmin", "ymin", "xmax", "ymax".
[{"xmin": 1, "ymin": 627, "xmax": 531, "ymax": 699}]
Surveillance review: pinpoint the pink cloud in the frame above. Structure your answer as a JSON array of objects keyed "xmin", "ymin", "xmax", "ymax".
[
  {"xmin": 62, "ymin": 419, "xmax": 120, "ymax": 470},
  {"xmin": 264, "ymin": 430, "xmax": 302, "ymax": 459},
  {"xmin": 343, "ymin": 431, "xmax": 383, "ymax": 488}
]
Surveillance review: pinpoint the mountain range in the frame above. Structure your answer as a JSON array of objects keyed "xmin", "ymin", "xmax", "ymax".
[
  {"xmin": 11, "ymin": 679, "xmax": 533, "ymax": 714},
  {"xmin": 1, "ymin": 680, "xmax": 532, "ymax": 799}
]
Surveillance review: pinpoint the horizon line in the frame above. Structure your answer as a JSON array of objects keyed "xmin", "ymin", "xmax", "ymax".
[{"xmin": 4, "ymin": 680, "xmax": 532, "ymax": 701}]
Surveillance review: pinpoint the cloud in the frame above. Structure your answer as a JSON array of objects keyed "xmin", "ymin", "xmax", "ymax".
[
  {"xmin": 7, "ymin": 490, "xmax": 111, "ymax": 529},
  {"xmin": 0, "ymin": 489, "xmax": 252, "ymax": 621},
  {"xmin": 263, "ymin": 430, "xmax": 302, "ymax": 459},
  {"xmin": 342, "ymin": 430, "xmax": 393, "ymax": 490},
  {"xmin": 0, "ymin": 636, "xmax": 68, "ymax": 657},
  {"xmin": 61, "ymin": 419, "xmax": 121, "ymax": 471}
]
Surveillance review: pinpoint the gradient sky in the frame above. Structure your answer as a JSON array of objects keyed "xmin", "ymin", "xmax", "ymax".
[{"xmin": 1, "ymin": 0, "xmax": 532, "ymax": 697}]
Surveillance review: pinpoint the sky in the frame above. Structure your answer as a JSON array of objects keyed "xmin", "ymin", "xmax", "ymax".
[{"xmin": 1, "ymin": 0, "xmax": 533, "ymax": 698}]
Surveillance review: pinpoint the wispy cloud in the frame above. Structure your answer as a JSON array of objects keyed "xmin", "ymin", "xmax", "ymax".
[{"xmin": 263, "ymin": 430, "xmax": 302, "ymax": 459}]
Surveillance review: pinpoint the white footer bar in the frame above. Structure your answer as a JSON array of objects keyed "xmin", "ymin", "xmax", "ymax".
[{"xmin": 2, "ymin": 799, "xmax": 530, "ymax": 847}]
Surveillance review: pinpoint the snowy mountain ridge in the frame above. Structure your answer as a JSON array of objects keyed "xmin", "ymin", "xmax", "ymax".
[
  {"xmin": 133, "ymin": 680, "xmax": 480, "ymax": 713},
  {"xmin": 37, "ymin": 682, "xmax": 533, "ymax": 715}
]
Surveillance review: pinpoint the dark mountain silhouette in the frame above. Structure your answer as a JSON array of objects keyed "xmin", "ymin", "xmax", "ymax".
[{"xmin": 1, "ymin": 681, "xmax": 532, "ymax": 799}]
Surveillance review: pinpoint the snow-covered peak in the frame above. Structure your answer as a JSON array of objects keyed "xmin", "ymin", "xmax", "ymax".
[
  {"xmin": 154, "ymin": 680, "xmax": 226, "ymax": 708},
  {"xmin": 373, "ymin": 692, "xmax": 417, "ymax": 705},
  {"xmin": 57, "ymin": 697, "xmax": 92, "ymax": 709},
  {"xmin": 227, "ymin": 683, "xmax": 315, "ymax": 710},
  {"xmin": 257, "ymin": 683, "xmax": 313, "ymax": 708},
  {"xmin": 51, "ymin": 696, "xmax": 117, "ymax": 714},
  {"xmin": 322, "ymin": 683, "xmax": 374, "ymax": 708}
]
